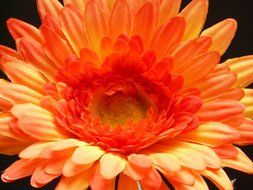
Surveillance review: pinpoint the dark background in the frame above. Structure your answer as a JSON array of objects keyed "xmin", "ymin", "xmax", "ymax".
[{"xmin": 0, "ymin": 0, "xmax": 253, "ymax": 189}]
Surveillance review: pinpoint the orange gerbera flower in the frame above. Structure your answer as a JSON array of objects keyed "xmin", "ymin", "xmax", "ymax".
[{"xmin": 0, "ymin": 0, "xmax": 253, "ymax": 189}]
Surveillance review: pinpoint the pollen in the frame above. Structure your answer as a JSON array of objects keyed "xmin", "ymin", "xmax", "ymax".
[{"xmin": 90, "ymin": 91, "xmax": 148, "ymax": 128}]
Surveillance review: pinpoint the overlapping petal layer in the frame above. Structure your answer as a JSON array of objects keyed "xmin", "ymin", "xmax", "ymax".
[{"xmin": 0, "ymin": 0, "xmax": 253, "ymax": 189}]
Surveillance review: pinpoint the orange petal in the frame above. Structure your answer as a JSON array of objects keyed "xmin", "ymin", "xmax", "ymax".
[
  {"xmin": 219, "ymin": 89, "xmax": 244, "ymax": 101},
  {"xmin": 71, "ymin": 145, "xmax": 105, "ymax": 165},
  {"xmin": 84, "ymin": 0, "xmax": 108, "ymax": 51},
  {"xmin": 191, "ymin": 72, "xmax": 237, "ymax": 101},
  {"xmin": 7, "ymin": 18, "xmax": 42, "ymax": 42},
  {"xmin": 201, "ymin": 18, "xmax": 237, "ymax": 55},
  {"xmin": 0, "ymin": 84, "xmax": 42, "ymax": 105},
  {"xmin": 182, "ymin": 51, "xmax": 220, "ymax": 86},
  {"xmin": 3, "ymin": 62, "xmax": 47, "ymax": 94},
  {"xmin": 179, "ymin": 0, "xmax": 208, "ymax": 40},
  {"xmin": 18, "ymin": 38, "xmax": 56, "ymax": 81},
  {"xmin": 43, "ymin": 14, "xmax": 65, "ymax": 38},
  {"xmin": 80, "ymin": 48, "xmax": 101, "ymax": 65},
  {"xmin": 0, "ymin": 46, "xmax": 19, "ymax": 69},
  {"xmin": 62, "ymin": 158, "xmax": 93, "ymax": 177},
  {"xmin": 124, "ymin": 154, "xmax": 153, "ymax": 180},
  {"xmin": 91, "ymin": 0, "xmax": 111, "ymax": 21},
  {"xmin": 40, "ymin": 25, "xmax": 73, "ymax": 67},
  {"xmin": 167, "ymin": 168, "xmax": 195, "ymax": 186},
  {"xmin": 112, "ymin": 38, "xmax": 129, "ymax": 54},
  {"xmin": 159, "ymin": 0, "xmax": 182, "ymax": 24},
  {"xmin": 164, "ymin": 148, "xmax": 206, "ymax": 171},
  {"xmin": 89, "ymin": 164, "xmax": 115, "ymax": 190},
  {"xmin": 44, "ymin": 157, "xmax": 68, "ymax": 175},
  {"xmin": 128, "ymin": 153, "xmax": 153, "ymax": 168},
  {"xmin": 40, "ymin": 96, "xmax": 57, "ymax": 113},
  {"xmin": 178, "ymin": 122, "xmax": 240, "ymax": 147},
  {"xmin": 0, "ymin": 45, "xmax": 19, "ymax": 60},
  {"xmin": 31, "ymin": 166, "xmax": 59, "ymax": 188},
  {"xmin": 151, "ymin": 56, "xmax": 174, "ymax": 81},
  {"xmin": 146, "ymin": 0, "xmax": 160, "ymax": 26},
  {"xmin": 150, "ymin": 17, "xmax": 185, "ymax": 56},
  {"xmin": 51, "ymin": 139, "xmax": 87, "ymax": 151},
  {"xmin": 37, "ymin": 0, "xmax": 63, "ymax": 20},
  {"xmin": 104, "ymin": 0, "xmax": 116, "ymax": 11},
  {"xmin": 194, "ymin": 36, "xmax": 212, "ymax": 55},
  {"xmin": 6, "ymin": 117, "xmax": 32, "ymax": 140},
  {"xmin": 200, "ymin": 169, "xmax": 233, "ymax": 190},
  {"xmin": 56, "ymin": 171, "xmax": 90, "ymax": 190},
  {"xmin": 65, "ymin": 2, "xmax": 85, "ymax": 15},
  {"xmin": 159, "ymin": 181, "xmax": 171, "ymax": 190},
  {"xmin": 163, "ymin": 141, "xmax": 222, "ymax": 169},
  {"xmin": 100, "ymin": 36, "xmax": 113, "ymax": 60},
  {"xmin": 212, "ymin": 62, "xmax": 231, "ymax": 74},
  {"xmin": 0, "ymin": 79, "xmax": 9, "ymax": 85},
  {"xmin": 39, "ymin": 144, "xmax": 75, "ymax": 159},
  {"xmin": 63, "ymin": 0, "xmax": 86, "ymax": 13},
  {"xmin": 141, "ymin": 167, "xmax": 162, "ymax": 190},
  {"xmin": 0, "ymin": 135, "xmax": 29, "ymax": 155},
  {"xmin": 1, "ymin": 55, "xmax": 18, "ymax": 67},
  {"xmin": 148, "ymin": 153, "xmax": 181, "ymax": 174},
  {"xmin": 197, "ymin": 100, "xmax": 245, "ymax": 122},
  {"xmin": 169, "ymin": 40, "xmax": 197, "ymax": 72},
  {"xmin": 240, "ymin": 88, "xmax": 253, "ymax": 117},
  {"xmin": 212, "ymin": 144, "xmax": 239, "ymax": 159},
  {"xmin": 11, "ymin": 103, "xmax": 66, "ymax": 140},
  {"xmin": 60, "ymin": 7, "xmax": 89, "ymax": 55},
  {"xmin": 123, "ymin": 0, "xmax": 138, "ymax": 16},
  {"xmin": 224, "ymin": 55, "xmax": 253, "ymax": 87},
  {"xmin": 222, "ymin": 113, "xmax": 245, "ymax": 128},
  {"xmin": 172, "ymin": 174, "xmax": 209, "ymax": 190},
  {"xmin": 234, "ymin": 118, "xmax": 253, "ymax": 145},
  {"xmin": 172, "ymin": 172, "xmax": 208, "ymax": 190},
  {"xmin": 100, "ymin": 153, "xmax": 126, "ymax": 179},
  {"xmin": 190, "ymin": 173, "xmax": 209, "ymax": 190},
  {"xmin": 1, "ymin": 159, "xmax": 43, "ymax": 182},
  {"xmin": 118, "ymin": 174, "xmax": 138, "ymax": 190},
  {"xmin": 109, "ymin": 0, "xmax": 132, "ymax": 39},
  {"xmin": 19, "ymin": 142, "xmax": 56, "ymax": 159},
  {"xmin": 222, "ymin": 147, "xmax": 253, "ymax": 174},
  {"xmin": 132, "ymin": 2, "xmax": 155, "ymax": 45},
  {"xmin": 0, "ymin": 113, "xmax": 20, "ymax": 140}
]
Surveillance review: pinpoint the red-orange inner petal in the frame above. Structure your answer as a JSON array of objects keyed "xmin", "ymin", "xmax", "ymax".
[{"xmin": 53, "ymin": 36, "xmax": 202, "ymax": 154}]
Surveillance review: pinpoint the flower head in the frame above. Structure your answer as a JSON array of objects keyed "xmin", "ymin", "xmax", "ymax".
[{"xmin": 0, "ymin": 0, "xmax": 253, "ymax": 189}]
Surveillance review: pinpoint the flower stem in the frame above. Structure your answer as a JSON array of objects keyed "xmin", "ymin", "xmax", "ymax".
[{"xmin": 137, "ymin": 181, "xmax": 143, "ymax": 190}]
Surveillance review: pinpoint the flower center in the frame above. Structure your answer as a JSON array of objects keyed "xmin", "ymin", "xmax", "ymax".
[
  {"xmin": 53, "ymin": 43, "xmax": 202, "ymax": 153},
  {"xmin": 89, "ymin": 91, "xmax": 150, "ymax": 128}
]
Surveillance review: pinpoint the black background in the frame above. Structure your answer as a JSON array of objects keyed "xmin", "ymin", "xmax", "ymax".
[{"xmin": 0, "ymin": 0, "xmax": 253, "ymax": 189}]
